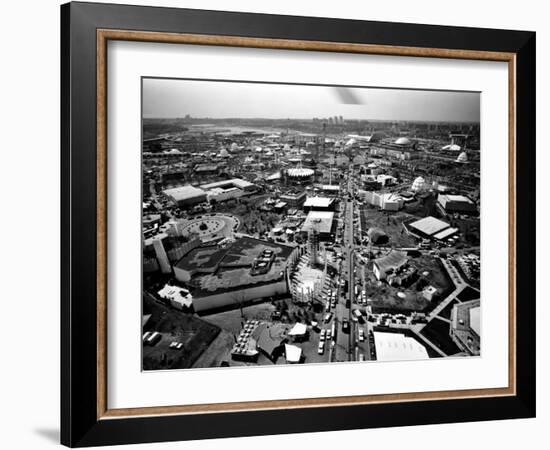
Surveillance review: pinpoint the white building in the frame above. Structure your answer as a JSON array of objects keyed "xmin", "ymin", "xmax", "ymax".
[
  {"xmin": 373, "ymin": 250, "xmax": 408, "ymax": 280},
  {"xmin": 163, "ymin": 185, "xmax": 207, "ymax": 207},
  {"xmin": 374, "ymin": 331, "xmax": 429, "ymax": 361},
  {"xmin": 157, "ymin": 284, "xmax": 193, "ymax": 310},
  {"xmin": 456, "ymin": 151, "xmax": 468, "ymax": 163},
  {"xmin": 377, "ymin": 174, "xmax": 396, "ymax": 187},
  {"xmin": 303, "ymin": 196, "xmax": 334, "ymax": 211},
  {"xmin": 359, "ymin": 191, "xmax": 404, "ymax": 211},
  {"xmin": 422, "ymin": 285, "xmax": 438, "ymax": 301},
  {"xmin": 437, "ymin": 194, "xmax": 477, "ymax": 214},
  {"xmin": 411, "ymin": 176, "xmax": 428, "ymax": 193},
  {"xmin": 206, "ymin": 186, "xmax": 243, "ymax": 203}
]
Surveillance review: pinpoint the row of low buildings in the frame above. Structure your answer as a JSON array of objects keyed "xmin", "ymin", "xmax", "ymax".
[{"xmin": 162, "ymin": 178, "xmax": 258, "ymax": 208}]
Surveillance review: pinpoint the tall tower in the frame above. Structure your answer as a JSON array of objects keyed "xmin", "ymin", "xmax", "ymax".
[
  {"xmin": 308, "ymin": 228, "xmax": 319, "ymax": 266},
  {"xmin": 152, "ymin": 235, "xmax": 172, "ymax": 274}
]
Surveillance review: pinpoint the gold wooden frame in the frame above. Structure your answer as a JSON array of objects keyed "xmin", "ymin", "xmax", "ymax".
[{"xmin": 96, "ymin": 29, "xmax": 516, "ymax": 420}]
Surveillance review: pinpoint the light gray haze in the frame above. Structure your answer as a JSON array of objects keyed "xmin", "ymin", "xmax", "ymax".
[{"xmin": 143, "ymin": 78, "xmax": 480, "ymax": 122}]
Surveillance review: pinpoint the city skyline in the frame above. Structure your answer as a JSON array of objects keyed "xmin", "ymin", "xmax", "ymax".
[{"xmin": 143, "ymin": 78, "xmax": 480, "ymax": 123}]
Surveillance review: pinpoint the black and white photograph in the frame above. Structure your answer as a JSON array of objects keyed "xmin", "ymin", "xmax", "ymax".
[{"xmin": 141, "ymin": 78, "xmax": 481, "ymax": 370}]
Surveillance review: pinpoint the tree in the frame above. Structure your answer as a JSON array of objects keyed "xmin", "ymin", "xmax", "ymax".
[{"xmin": 231, "ymin": 292, "xmax": 246, "ymax": 320}]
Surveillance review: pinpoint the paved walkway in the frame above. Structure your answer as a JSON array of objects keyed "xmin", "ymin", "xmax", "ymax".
[
  {"xmin": 425, "ymin": 258, "xmax": 467, "ymax": 322},
  {"xmin": 412, "ymin": 328, "xmax": 447, "ymax": 357}
]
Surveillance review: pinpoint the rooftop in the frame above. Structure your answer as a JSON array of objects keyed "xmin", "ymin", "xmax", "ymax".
[
  {"xmin": 163, "ymin": 185, "xmax": 206, "ymax": 202},
  {"xmin": 176, "ymin": 237, "xmax": 295, "ymax": 297},
  {"xmin": 373, "ymin": 331, "xmax": 429, "ymax": 361},
  {"xmin": 433, "ymin": 227, "xmax": 459, "ymax": 240},
  {"xmin": 450, "ymin": 299, "xmax": 481, "ymax": 355},
  {"xmin": 373, "ymin": 250, "xmax": 408, "ymax": 272},
  {"xmin": 409, "ymin": 216, "xmax": 450, "ymax": 237},
  {"xmin": 287, "ymin": 168, "xmax": 314, "ymax": 177},
  {"xmin": 439, "ymin": 194, "xmax": 474, "ymax": 204},
  {"xmin": 201, "ymin": 178, "xmax": 255, "ymax": 190},
  {"xmin": 285, "ymin": 344, "xmax": 302, "ymax": 363},
  {"xmin": 280, "ymin": 191, "xmax": 307, "ymax": 199},
  {"xmin": 301, "ymin": 211, "xmax": 335, "ymax": 234},
  {"xmin": 303, "ymin": 197, "xmax": 334, "ymax": 208},
  {"xmin": 470, "ymin": 306, "xmax": 480, "ymax": 336}
]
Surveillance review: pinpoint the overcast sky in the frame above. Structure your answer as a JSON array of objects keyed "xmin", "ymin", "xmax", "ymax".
[{"xmin": 143, "ymin": 78, "xmax": 480, "ymax": 122}]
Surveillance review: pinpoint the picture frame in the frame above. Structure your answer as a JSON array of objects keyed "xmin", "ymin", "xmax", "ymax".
[{"xmin": 61, "ymin": 1, "xmax": 536, "ymax": 447}]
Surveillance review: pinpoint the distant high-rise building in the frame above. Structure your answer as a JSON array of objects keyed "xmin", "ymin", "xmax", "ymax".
[{"xmin": 339, "ymin": 115, "xmax": 344, "ymax": 124}]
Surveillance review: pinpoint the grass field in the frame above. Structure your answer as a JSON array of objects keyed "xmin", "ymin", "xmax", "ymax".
[
  {"xmin": 420, "ymin": 317, "xmax": 461, "ymax": 356},
  {"xmin": 438, "ymin": 299, "xmax": 459, "ymax": 320},
  {"xmin": 364, "ymin": 255, "xmax": 452, "ymax": 315}
]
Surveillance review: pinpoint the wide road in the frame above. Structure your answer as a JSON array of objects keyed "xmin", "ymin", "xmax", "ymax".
[
  {"xmin": 334, "ymin": 165, "xmax": 356, "ymax": 361},
  {"xmin": 346, "ymin": 197, "xmax": 355, "ymax": 361},
  {"xmin": 345, "ymin": 166, "xmax": 372, "ymax": 361}
]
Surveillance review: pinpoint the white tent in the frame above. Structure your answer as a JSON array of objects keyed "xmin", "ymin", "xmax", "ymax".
[
  {"xmin": 284, "ymin": 344, "xmax": 303, "ymax": 363},
  {"xmin": 288, "ymin": 323, "xmax": 308, "ymax": 337}
]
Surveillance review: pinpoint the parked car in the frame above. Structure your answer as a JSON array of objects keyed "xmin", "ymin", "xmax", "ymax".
[{"xmin": 318, "ymin": 342, "xmax": 325, "ymax": 355}]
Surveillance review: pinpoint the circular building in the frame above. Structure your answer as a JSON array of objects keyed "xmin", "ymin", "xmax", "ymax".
[
  {"xmin": 286, "ymin": 167, "xmax": 315, "ymax": 183},
  {"xmin": 180, "ymin": 214, "xmax": 240, "ymax": 242},
  {"xmin": 411, "ymin": 176, "xmax": 428, "ymax": 193},
  {"xmin": 395, "ymin": 137, "xmax": 412, "ymax": 146},
  {"xmin": 367, "ymin": 227, "xmax": 389, "ymax": 245}
]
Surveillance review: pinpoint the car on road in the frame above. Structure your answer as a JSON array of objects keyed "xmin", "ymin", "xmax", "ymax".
[
  {"xmin": 323, "ymin": 312, "xmax": 333, "ymax": 323},
  {"xmin": 318, "ymin": 342, "xmax": 325, "ymax": 355},
  {"xmin": 358, "ymin": 328, "xmax": 365, "ymax": 342},
  {"xmin": 319, "ymin": 329, "xmax": 326, "ymax": 341},
  {"xmin": 342, "ymin": 319, "xmax": 350, "ymax": 333},
  {"xmin": 326, "ymin": 329, "xmax": 332, "ymax": 340}
]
